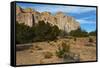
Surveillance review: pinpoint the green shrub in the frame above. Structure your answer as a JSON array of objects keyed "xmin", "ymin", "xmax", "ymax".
[
  {"xmin": 56, "ymin": 41, "xmax": 70, "ymax": 58},
  {"xmin": 89, "ymin": 30, "xmax": 96, "ymax": 36},
  {"xmin": 16, "ymin": 22, "xmax": 34, "ymax": 44},
  {"xmin": 62, "ymin": 42, "xmax": 70, "ymax": 53},
  {"xmin": 69, "ymin": 28, "xmax": 89, "ymax": 37},
  {"xmin": 31, "ymin": 21, "xmax": 60, "ymax": 41},
  {"xmin": 56, "ymin": 47, "xmax": 65, "ymax": 58},
  {"xmin": 16, "ymin": 21, "xmax": 60, "ymax": 44}
]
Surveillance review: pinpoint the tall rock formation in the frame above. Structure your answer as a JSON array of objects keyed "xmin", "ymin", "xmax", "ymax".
[
  {"xmin": 16, "ymin": 6, "xmax": 34, "ymax": 27},
  {"xmin": 16, "ymin": 6, "xmax": 80, "ymax": 33},
  {"xmin": 55, "ymin": 12, "xmax": 79, "ymax": 32}
]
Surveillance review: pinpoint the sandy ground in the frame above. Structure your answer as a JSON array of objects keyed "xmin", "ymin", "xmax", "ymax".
[{"xmin": 16, "ymin": 37, "xmax": 97, "ymax": 65}]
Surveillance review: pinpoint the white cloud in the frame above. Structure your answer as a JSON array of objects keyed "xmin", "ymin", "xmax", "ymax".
[
  {"xmin": 34, "ymin": 5, "xmax": 96, "ymax": 14},
  {"xmin": 17, "ymin": 3, "xmax": 96, "ymax": 14},
  {"xmin": 76, "ymin": 19, "xmax": 96, "ymax": 24},
  {"xmin": 65, "ymin": 6, "xmax": 96, "ymax": 14},
  {"xmin": 80, "ymin": 16, "xmax": 94, "ymax": 20}
]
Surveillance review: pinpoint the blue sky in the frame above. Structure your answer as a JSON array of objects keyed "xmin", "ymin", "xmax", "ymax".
[{"xmin": 16, "ymin": 3, "xmax": 97, "ymax": 32}]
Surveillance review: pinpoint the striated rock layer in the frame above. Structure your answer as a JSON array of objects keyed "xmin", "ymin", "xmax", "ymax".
[{"xmin": 16, "ymin": 6, "xmax": 80, "ymax": 33}]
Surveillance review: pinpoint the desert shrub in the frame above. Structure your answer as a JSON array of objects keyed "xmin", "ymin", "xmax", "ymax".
[
  {"xmin": 56, "ymin": 41, "xmax": 70, "ymax": 58},
  {"xmin": 44, "ymin": 52, "xmax": 53, "ymax": 59},
  {"xmin": 56, "ymin": 47, "xmax": 65, "ymax": 58},
  {"xmin": 34, "ymin": 46, "xmax": 42, "ymax": 50},
  {"xmin": 54, "ymin": 40, "xmax": 57, "ymax": 42},
  {"xmin": 48, "ymin": 41, "xmax": 56, "ymax": 46},
  {"xmin": 62, "ymin": 42, "xmax": 70, "ymax": 53},
  {"xmin": 65, "ymin": 36, "xmax": 73, "ymax": 39},
  {"xmin": 89, "ymin": 30, "xmax": 96, "ymax": 36},
  {"xmin": 47, "ymin": 40, "xmax": 50, "ymax": 43},
  {"xmin": 73, "ymin": 37, "xmax": 77, "ymax": 41},
  {"xmin": 59, "ymin": 29, "xmax": 69, "ymax": 37},
  {"xmin": 89, "ymin": 37, "xmax": 94, "ymax": 42},
  {"xmin": 40, "ymin": 59, "xmax": 44, "ymax": 64},
  {"xmin": 85, "ymin": 43, "xmax": 94, "ymax": 46},
  {"xmin": 29, "ymin": 50, "xmax": 34, "ymax": 53},
  {"xmin": 69, "ymin": 28, "xmax": 89, "ymax": 37}
]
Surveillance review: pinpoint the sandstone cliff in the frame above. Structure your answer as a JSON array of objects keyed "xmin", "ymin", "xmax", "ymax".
[{"xmin": 16, "ymin": 6, "xmax": 80, "ymax": 32}]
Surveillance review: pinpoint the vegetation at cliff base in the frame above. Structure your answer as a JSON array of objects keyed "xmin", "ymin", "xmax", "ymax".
[
  {"xmin": 16, "ymin": 21, "xmax": 60, "ymax": 44},
  {"xmin": 16, "ymin": 22, "xmax": 34, "ymax": 44},
  {"xmin": 16, "ymin": 20, "xmax": 96, "ymax": 44},
  {"xmin": 32, "ymin": 21, "xmax": 60, "ymax": 41},
  {"xmin": 69, "ymin": 28, "xmax": 89, "ymax": 37},
  {"xmin": 89, "ymin": 30, "xmax": 96, "ymax": 36}
]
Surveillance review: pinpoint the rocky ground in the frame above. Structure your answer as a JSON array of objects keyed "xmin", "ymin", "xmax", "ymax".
[{"xmin": 16, "ymin": 37, "xmax": 96, "ymax": 65}]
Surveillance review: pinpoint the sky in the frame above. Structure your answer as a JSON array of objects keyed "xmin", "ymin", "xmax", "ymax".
[{"xmin": 16, "ymin": 3, "xmax": 97, "ymax": 32}]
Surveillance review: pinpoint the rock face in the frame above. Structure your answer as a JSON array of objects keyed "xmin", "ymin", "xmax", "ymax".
[{"xmin": 16, "ymin": 6, "xmax": 80, "ymax": 32}]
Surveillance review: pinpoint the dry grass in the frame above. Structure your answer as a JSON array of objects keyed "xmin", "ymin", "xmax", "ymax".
[
  {"xmin": 16, "ymin": 37, "xmax": 96, "ymax": 65},
  {"xmin": 44, "ymin": 52, "xmax": 53, "ymax": 59}
]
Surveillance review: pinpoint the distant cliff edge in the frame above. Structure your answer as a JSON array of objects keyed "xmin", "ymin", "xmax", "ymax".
[{"xmin": 16, "ymin": 5, "xmax": 80, "ymax": 33}]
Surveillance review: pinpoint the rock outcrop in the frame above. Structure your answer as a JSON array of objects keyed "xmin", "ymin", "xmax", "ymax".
[{"xmin": 16, "ymin": 6, "xmax": 80, "ymax": 32}]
